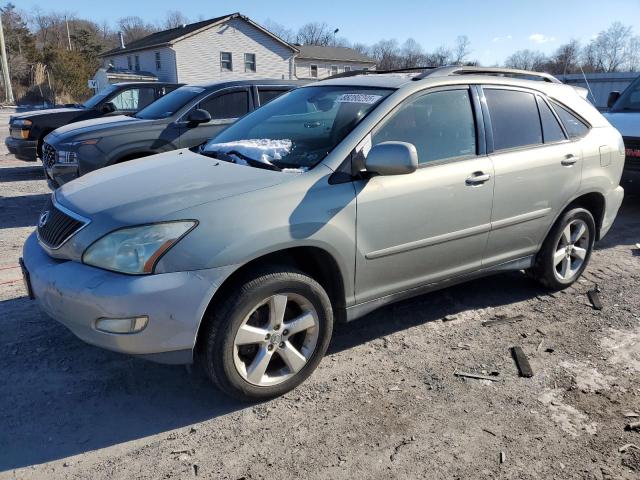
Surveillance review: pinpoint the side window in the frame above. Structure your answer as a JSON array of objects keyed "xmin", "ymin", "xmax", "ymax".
[
  {"xmin": 372, "ymin": 89, "xmax": 477, "ymax": 164},
  {"xmin": 310, "ymin": 65, "xmax": 318, "ymax": 78},
  {"xmin": 220, "ymin": 52, "xmax": 232, "ymax": 72},
  {"xmin": 485, "ymin": 89, "xmax": 542, "ymax": 150},
  {"xmin": 537, "ymin": 97, "xmax": 566, "ymax": 143},
  {"xmin": 550, "ymin": 101, "xmax": 589, "ymax": 139},
  {"xmin": 200, "ymin": 90, "xmax": 250, "ymax": 120},
  {"xmin": 109, "ymin": 87, "xmax": 156, "ymax": 111},
  {"xmin": 258, "ymin": 88, "xmax": 289, "ymax": 106}
]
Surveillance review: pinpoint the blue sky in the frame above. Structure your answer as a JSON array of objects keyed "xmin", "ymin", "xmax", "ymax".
[{"xmin": 22, "ymin": 0, "xmax": 640, "ymax": 64}]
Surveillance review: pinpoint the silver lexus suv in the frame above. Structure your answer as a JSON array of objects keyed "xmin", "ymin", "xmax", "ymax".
[{"xmin": 21, "ymin": 67, "xmax": 625, "ymax": 401}]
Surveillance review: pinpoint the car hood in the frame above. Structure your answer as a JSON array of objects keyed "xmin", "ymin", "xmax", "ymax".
[
  {"xmin": 48, "ymin": 115, "xmax": 147, "ymax": 140},
  {"xmin": 603, "ymin": 112, "xmax": 640, "ymax": 137},
  {"xmin": 56, "ymin": 148, "xmax": 292, "ymax": 225},
  {"xmin": 12, "ymin": 107, "xmax": 85, "ymax": 122}
]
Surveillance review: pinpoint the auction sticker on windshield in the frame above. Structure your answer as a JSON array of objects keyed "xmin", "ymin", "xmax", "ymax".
[{"xmin": 336, "ymin": 93, "xmax": 383, "ymax": 104}]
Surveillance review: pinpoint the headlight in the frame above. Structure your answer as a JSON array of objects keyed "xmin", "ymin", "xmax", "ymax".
[
  {"xmin": 56, "ymin": 150, "xmax": 78, "ymax": 164},
  {"xmin": 82, "ymin": 221, "xmax": 197, "ymax": 274},
  {"xmin": 12, "ymin": 119, "xmax": 32, "ymax": 128}
]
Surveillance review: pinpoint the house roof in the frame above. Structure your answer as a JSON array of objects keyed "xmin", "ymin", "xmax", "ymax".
[
  {"xmin": 295, "ymin": 45, "xmax": 376, "ymax": 64},
  {"xmin": 100, "ymin": 13, "xmax": 297, "ymax": 57}
]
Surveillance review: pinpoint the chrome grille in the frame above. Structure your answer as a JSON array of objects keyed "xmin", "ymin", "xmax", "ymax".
[
  {"xmin": 37, "ymin": 196, "xmax": 87, "ymax": 249},
  {"xmin": 42, "ymin": 142, "xmax": 56, "ymax": 168}
]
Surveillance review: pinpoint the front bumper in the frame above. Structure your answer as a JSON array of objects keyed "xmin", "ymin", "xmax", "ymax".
[
  {"xmin": 22, "ymin": 232, "xmax": 236, "ymax": 364},
  {"xmin": 5, "ymin": 137, "xmax": 37, "ymax": 161},
  {"xmin": 43, "ymin": 162, "xmax": 79, "ymax": 190},
  {"xmin": 600, "ymin": 185, "xmax": 624, "ymax": 240}
]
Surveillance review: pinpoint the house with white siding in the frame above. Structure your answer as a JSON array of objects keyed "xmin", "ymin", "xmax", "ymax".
[{"xmin": 98, "ymin": 13, "xmax": 376, "ymax": 87}]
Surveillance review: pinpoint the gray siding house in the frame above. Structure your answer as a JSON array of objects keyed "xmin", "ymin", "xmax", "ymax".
[{"xmin": 99, "ymin": 13, "xmax": 376, "ymax": 85}]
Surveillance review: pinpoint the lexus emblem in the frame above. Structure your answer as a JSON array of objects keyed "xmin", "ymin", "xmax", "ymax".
[{"xmin": 38, "ymin": 210, "xmax": 50, "ymax": 228}]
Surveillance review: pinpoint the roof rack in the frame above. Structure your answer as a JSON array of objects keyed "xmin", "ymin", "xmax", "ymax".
[
  {"xmin": 326, "ymin": 66, "xmax": 437, "ymax": 80},
  {"xmin": 412, "ymin": 66, "xmax": 561, "ymax": 83}
]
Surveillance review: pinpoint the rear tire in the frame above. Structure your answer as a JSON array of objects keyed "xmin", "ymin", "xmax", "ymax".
[
  {"xmin": 529, "ymin": 208, "xmax": 595, "ymax": 290},
  {"xmin": 200, "ymin": 267, "xmax": 333, "ymax": 401}
]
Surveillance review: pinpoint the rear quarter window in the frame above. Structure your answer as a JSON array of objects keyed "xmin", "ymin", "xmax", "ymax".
[
  {"xmin": 537, "ymin": 97, "xmax": 566, "ymax": 143},
  {"xmin": 550, "ymin": 100, "xmax": 590, "ymax": 139},
  {"xmin": 485, "ymin": 88, "xmax": 542, "ymax": 151}
]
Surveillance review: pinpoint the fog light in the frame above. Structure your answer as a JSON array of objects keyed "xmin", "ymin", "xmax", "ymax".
[{"xmin": 95, "ymin": 316, "xmax": 148, "ymax": 334}]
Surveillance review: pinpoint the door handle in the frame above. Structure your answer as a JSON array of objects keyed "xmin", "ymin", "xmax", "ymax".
[
  {"xmin": 304, "ymin": 121, "xmax": 321, "ymax": 128},
  {"xmin": 561, "ymin": 154, "xmax": 577, "ymax": 166},
  {"xmin": 465, "ymin": 172, "xmax": 491, "ymax": 186}
]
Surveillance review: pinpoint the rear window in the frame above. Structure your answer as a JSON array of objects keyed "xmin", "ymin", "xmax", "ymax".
[
  {"xmin": 258, "ymin": 88, "xmax": 290, "ymax": 106},
  {"xmin": 200, "ymin": 90, "xmax": 250, "ymax": 120},
  {"xmin": 135, "ymin": 86, "xmax": 205, "ymax": 119},
  {"xmin": 550, "ymin": 101, "xmax": 589, "ymax": 139},
  {"xmin": 537, "ymin": 97, "xmax": 566, "ymax": 143},
  {"xmin": 485, "ymin": 89, "xmax": 542, "ymax": 151}
]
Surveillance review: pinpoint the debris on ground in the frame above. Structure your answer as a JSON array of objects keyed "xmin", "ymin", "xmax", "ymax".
[
  {"xmin": 625, "ymin": 421, "xmax": 640, "ymax": 432},
  {"xmin": 500, "ymin": 451, "xmax": 506, "ymax": 464},
  {"xmin": 619, "ymin": 444, "xmax": 640, "ymax": 453},
  {"xmin": 481, "ymin": 314, "xmax": 525, "ymax": 327},
  {"xmin": 624, "ymin": 412, "xmax": 640, "ymax": 418},
  {"xmin": 454, "ymin": 371, "xmax": 501, "ymax": 382},
  {"xmin": 587, "ymin": 286, "xmax": 603, "ymax": 310},
  {"xmin": 511, "ymin": 346, "xmax": 534, "ymax": 377},
  {"xmin": 390, "ymin": 436, "xmax": 416, "ymax": 461}
]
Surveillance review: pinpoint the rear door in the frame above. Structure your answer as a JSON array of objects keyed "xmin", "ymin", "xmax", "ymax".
[
  {"xmin": 482, "ymin": 87, "xmax": 582, "ymax": 266},
  {"xmin": 255, "ymin": 86, "xmax": 295, "ymax": 107},
  {"xmin": 178, "ymin": 87, "xmax": 252, "ymax": 148}
]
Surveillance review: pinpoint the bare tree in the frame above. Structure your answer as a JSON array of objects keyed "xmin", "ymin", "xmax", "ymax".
[
  {"xmin": 296, "ymin": 22, "xmax": 335, "ymax": 46},
  {"xmin": 262, "ymin": 19, "xmax": 295, "ymax": 43},
  {"xmin": 504, "ymin": 49, "xmax": 547, "ymax": 70},
  {"xmin": 549, "ymin": 39, "xmax": 581, "ymax": 74},
  {"xmin": 163, "ymin": 11, "xmax": 189, "ymax": 29},
  {"xmin": 451, "ymin": 35, "xmax": 471, "ymax": 65},
  {"xmin": 117, "ymin": 16, "xmax": 157, "ymax": 44},
  {"xmin": 370, "ymin": 39, "xmax": 401, "ymax": 70},
  {"xmin": 426, "ymin": 46, "xmax": 452, "ymax": 67},
  {"xmin": 400, "ymin": 38, "xmax": 426, "ymax": 67},
  {"xmin": 588, "ymin": 22, "xmax": 632, "ymax": 72}
]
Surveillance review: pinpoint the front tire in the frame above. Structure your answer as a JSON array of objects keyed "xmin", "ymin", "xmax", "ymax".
[
  {"xmin": 201, "ymin": 267, "xmax": 333, "ymax": 401},
  {"xmin": 530, "ymin": 208, "xmax": 595, "ymax": 290}
]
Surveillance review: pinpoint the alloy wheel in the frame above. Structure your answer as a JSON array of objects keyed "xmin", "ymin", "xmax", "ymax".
[
  {"xmin": 553, "ymin": 218, "xmax": 590, "ymax": 282},
  {"xmin": 232, "ymin": 293, "xmax": 320, "ymax": 387}
]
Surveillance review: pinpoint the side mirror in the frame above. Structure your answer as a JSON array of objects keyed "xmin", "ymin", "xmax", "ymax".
[
  {"xmin": 101, "ymin": 102, "xmax": 116, "ymax": 113},
  {"xmin": 364, "ymin": 141, "xmax": 418, "ymax": 176},
  {"xmin": 607, "ymin": 91, "xmax": 621, "ymax": 109},
  {"xmin": 187, "ymin": 109, "xmax": 212, "ymax": 125}
]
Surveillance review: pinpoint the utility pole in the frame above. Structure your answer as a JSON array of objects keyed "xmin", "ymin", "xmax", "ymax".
[
  {"xmin": 0, "ymin": 11, "xmax": 14, "ymax": 104},
  {"xmin": 65, "ymin": 16, "xmax": 72, "ymax": 51}
]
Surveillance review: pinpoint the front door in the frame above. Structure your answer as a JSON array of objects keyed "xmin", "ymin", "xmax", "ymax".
[
  {"xmin": 354, "ymin": 87, "xmax": 495, "ymax": 303},
  {"xmin": 178, "ymin": 87, "xmax": 252, "ymax": 148}
]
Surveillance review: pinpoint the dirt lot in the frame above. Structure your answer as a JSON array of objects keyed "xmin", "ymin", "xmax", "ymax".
[{"xmin": 1, "ymin": 134, "xmax": 639, "ymax": 479}]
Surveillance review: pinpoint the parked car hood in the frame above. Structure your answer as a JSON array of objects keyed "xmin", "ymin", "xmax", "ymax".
[
  {"xmin": 12, "ymin": 107, "xmax": 84, "ymax": 120},
  {"xmin": 48, "ymin": 115, "xmax": 146, "ymax": 140},
  {"xmin": 56, "ymin": 148, "xmax": 292, "ymax": 225},
  {"xmin": 603, "ymin": 112, "xmax": 640, "ymax": 137}
]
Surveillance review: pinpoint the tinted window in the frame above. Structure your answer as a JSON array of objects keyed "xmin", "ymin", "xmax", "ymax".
[
  {"xmin": 109, "ymin": 87, "xmax": 156, "ymax": 111},
  {"xmin": 135, "ymin": 86, "xmax": 205, "ymax": 120},
  {"xmin": 611, "ymin": 76, "xmax": 640, "ymax": 111},
  {"xmin": 485, "ymin": 89, "xmax": 542, "ymax": 150},
  {"xmin": 537, "ymin": 97, "xmax": 566, "ymax": 143},
  {"xmin": 201, "ymin": 90, "xmax": 249, "ymax": 120},
  {"xmin": 82, "ymin": 84, "xmax": 119, "ymax": 109},
  {"xmin": 550, "ymin": 101, "xmax": 589, "ymax": 139},
  {"xmin": 258, "ymin": 88, "xmax": 289, "ymax": 106},
  {"xmin": 372, "ymin": 89, "xmax": 476, "ymax": 164}
]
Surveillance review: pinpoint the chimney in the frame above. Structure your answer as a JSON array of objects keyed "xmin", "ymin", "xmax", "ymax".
[{"xmin": 118, "ymin": 31, "xmax": 125, "ymax": 49}]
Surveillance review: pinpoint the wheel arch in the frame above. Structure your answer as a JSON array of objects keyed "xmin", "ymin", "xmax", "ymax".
[
  {"xmin": 563, "ymin": 191, "xmax": 606, "ymax": 240},
  {"xmin": 193, "ymin": 245, "xmax": 348, "ymax": 361}
]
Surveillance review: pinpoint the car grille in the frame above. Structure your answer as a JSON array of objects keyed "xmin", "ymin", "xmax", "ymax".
[
  {"xmin": 37, "ymin": 196, "xmax": 87, "ymax": 249},
  {"xmin": 623, "ymin": 136, "xmax": 640, "ymax": 173},
  {"xmin": 42, "ymin": 142, "xmax": 56, "ymax": 168}
]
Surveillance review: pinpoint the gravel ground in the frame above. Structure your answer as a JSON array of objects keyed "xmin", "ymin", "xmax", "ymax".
[{"xmin": 1, "ymin": 136, "xmax": 639, "ymax": 479}]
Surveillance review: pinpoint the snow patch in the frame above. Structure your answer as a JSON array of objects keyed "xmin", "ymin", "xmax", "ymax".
[
  {"xmin": 601, "ymin": 326, "xmax": 640, "ymax": 372},
  {"xmin": 560, "ymin": 361, "xmax": 614, "ymax": 393},
  {"xmin": 539, "ymin": 389, "xmax": 597, "ymax": 437},
  {"xmin": 204, "ymin": 139, "xmax": 306, "ymax": 173}
]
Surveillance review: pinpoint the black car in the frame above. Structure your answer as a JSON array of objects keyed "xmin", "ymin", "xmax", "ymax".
[
  {"xmin": 43, "ymin": 79, "xmax": 307, "ymax": 188},
  {"xmin": 6, "ymin": 82, "xmax": 180, "ymax": 161}
]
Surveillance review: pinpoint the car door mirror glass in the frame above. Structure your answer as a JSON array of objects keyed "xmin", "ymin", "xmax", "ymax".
[
  {"xmin": 607, "ymin": 91, "xmax": 620, "ymax": 109},
  {"xmin": 101, "ymin": 102, "xmax": 116, "ymax": 113},
  {"xmin": 365, "ymin": 141, "xmax": 418, "ymax": 176},
  {"xmin": 187, "ymin": 109, "xmax": 212, "ymax": 125}
]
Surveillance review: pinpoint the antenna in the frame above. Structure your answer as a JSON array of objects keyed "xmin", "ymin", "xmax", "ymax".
[{"xmin": 578, "ymin": 65, "xmax": 595, "ymax": 105}]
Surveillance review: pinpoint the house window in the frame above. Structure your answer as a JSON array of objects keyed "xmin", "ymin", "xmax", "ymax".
[
  {"xmin": 310, "ymin": 64, "xmax": 318, "ymax": 78},
  {"xmin": 134, "ymin": 55, "xmax": 140, "ymax": 71},
  {"xmin": 330, "ymin": 65, "xmax": 338, "ymax": 76},
  {"xmin": 155, "ymin": 52, "xmax": 161, "ymax": 70},
  {"xmin": 127, "ymin": 56, "xmax": 132, "ymax": 70},
  {"xmin": 220, "ymin": 52, "xmax": 232, "ymax": 72},
  {"xmin": 343, "ymin": 66, "xmax": 351, "ymax": 72},
  {"xmin": 244, "ymin": 53, "xmax": 256, "ymax": 72}
]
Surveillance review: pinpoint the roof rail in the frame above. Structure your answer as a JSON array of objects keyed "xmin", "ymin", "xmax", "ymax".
[
  {"xmin": 413, "ymin": 66, "xmax": 561, "ymax": 83},
  {"xmin": 326, "ymin": 66, "xmax": 438, "ymax": 80}
]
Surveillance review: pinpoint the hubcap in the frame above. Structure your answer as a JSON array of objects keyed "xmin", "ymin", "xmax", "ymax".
[
  {"xmin": 553, "ymin": 219, "xmax": 589, "ymax": 281},
  {"xmin": 233, "ymin": 293, "xmax": 320, "ymax": 387}
]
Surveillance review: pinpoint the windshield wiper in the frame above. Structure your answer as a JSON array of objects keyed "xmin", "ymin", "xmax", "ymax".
[{"xmin": 199, "ymin": 149, "xmax": 282, "ymax": 171}]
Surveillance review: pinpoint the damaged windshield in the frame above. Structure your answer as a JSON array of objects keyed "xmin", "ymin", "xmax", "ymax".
[{"xmin": 201, "ymin": 86, "xmax": 393, "ymax": 172}]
